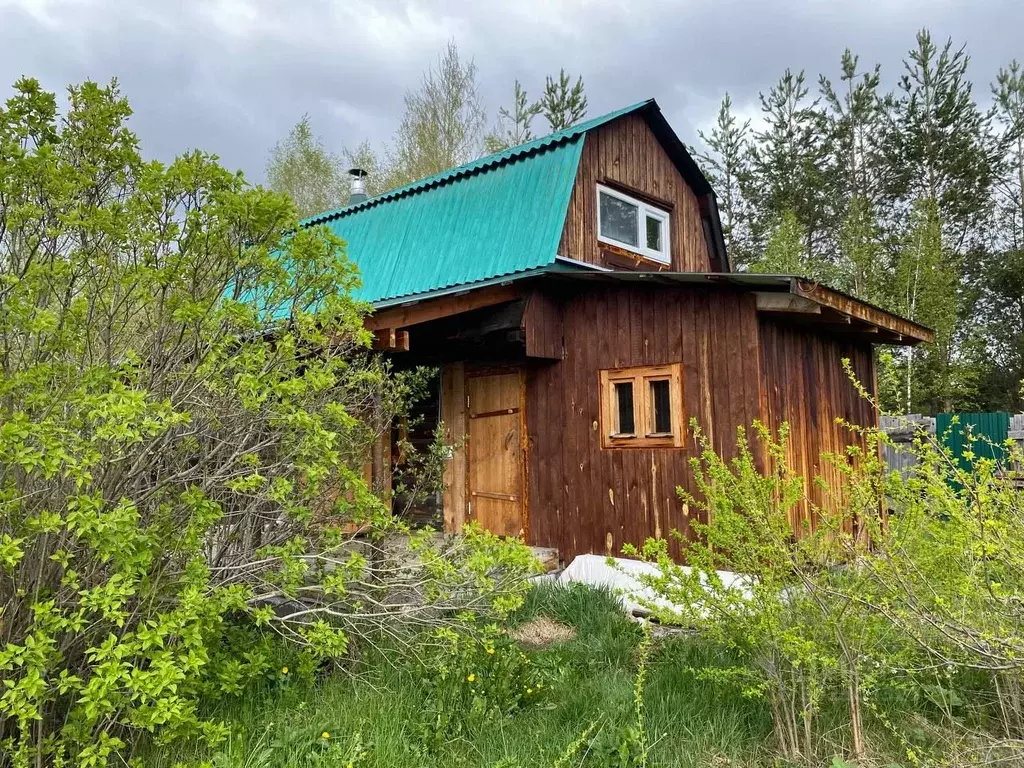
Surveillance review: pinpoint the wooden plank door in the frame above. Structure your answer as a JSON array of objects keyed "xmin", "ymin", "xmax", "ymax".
[{"xmin": 467, "ymin": 369, "xmax": 525, "ymax": 538}]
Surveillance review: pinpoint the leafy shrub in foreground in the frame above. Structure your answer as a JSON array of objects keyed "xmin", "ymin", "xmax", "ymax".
[
  {"xmin": 629, "ymin": 412, "xmax": 1024, "ymax": 766},
  {"xmin": 0, "ymin": 77, "xmax": 535, "ymax": 767}
]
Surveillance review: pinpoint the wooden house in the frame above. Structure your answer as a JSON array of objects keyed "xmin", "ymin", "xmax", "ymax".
[{"xmin": 306, "ymin": 99, "xmax": 933, "ymax": 562}]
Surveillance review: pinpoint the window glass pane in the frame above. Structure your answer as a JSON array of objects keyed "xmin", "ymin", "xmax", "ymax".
[
  {"xmin": 646, "ymin": 215, "xmax": 663, "ymax": 252},
  {"xmin": 614, "ymin": 382, "xmax": 635, "ymax": 434},
  {"xmin": 650, "ymin": 379, "xmax": 671, "ymax": 434},
  {"xmin": 599, "ymin": 192, "xmax": 639, "ymax": 247}
]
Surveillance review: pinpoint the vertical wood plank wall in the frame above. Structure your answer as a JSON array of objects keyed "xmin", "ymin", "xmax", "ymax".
[
  {"xmin": 441, "ymin": 362, "xmax": 467, "ymax": 531},
  {"xmin": 523, "ymin": 284, "xmax": 878, "ymax": 560},
  {"xmin": 557, "ymin": 114, "xmax": 712, "ymax": 272},
  {"xmin": 757, "ymin": 317, "xmax": 877, "ymax": 533}
]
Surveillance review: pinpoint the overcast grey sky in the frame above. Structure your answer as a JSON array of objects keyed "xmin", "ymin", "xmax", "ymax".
[{"xmin": 1, "ymin": 0, "xmax": 1021, "ymax": 184}]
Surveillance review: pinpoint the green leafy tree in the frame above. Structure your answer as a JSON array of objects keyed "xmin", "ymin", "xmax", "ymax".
[
  {"xmin": 750, "ymin": 210, "xmax": 807, "ymax": 276},
  {"xmin": 386, "ymin": 41, "xmax": 486, "ymax": 188},
  {"xmin": 485, "ymin": 80, "xmax": 542, "ymax": 153},
  {"xmin": 0, "ymin": 77, "xmax": 534, "ymax": 767},
  {"xmin": 266, "ymin": 114, "xmax": 346, "ymax": 218},
  {"xmin": 537, "ymin": 69, "xmax": 587, "ymax": 132},
  {"xmin": 724, "ymin": 32, "xmax": 1011, "ymax": 411},
  {"xmin": 893, "ymin": 199, "xmax": 965, "ymax": 415},
  {"xmin": 266, "ymin": 117, "xmax": 386, "ymax": 218},
  {"xmin": 969, "ymin": 63, "xmax": 1024, "ymax": 410},
  {"xmin": 837, "ymin": 196, "xmax": 886, "ymax": 302},
  {"xmin": 881, "ymin": 32, "xmax": 997, "ymax": 413},
  {"xmin": 634, "ymin": 416, "xmax": 1024, "ymax": 763},
  {"xmin": 626, "ymin": 424, "xmax": 872, "ymax": 763}
]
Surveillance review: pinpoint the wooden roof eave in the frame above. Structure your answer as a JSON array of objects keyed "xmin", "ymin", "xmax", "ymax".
[{"xmin": 755, "ymin": 279, "xmax": 933, "ymax": 345}]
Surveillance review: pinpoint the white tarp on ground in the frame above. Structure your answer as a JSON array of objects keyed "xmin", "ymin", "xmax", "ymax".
[{"xmin": 557, "ymin": 554, "xmax": 750, "ymax": 618}]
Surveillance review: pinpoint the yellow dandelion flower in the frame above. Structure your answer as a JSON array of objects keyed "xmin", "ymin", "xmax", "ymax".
[
  {"xmin": 467, "ymin": 673, "xmax": 476, "ymax": 683},
  {"xmin": 281, "ymin": 666, "xmax": 289, "ymax": 674},
  {"xmin": 486, "ymin": 647, "xmax": 495, "ymax": 655},
  {"xmin": 321, "ymin": 731, "xmax": 330, "ymax": 740}
]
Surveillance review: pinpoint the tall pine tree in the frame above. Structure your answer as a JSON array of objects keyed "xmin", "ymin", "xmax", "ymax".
[
  {"xmin": 969, "ymin": 62, "xmax": 1024, "ymax": 409},
  {"xmin": 537, "ymin": 69, "xmax": 588, "ymax": 131},
  {"xmin": 888, "ymin": 30, "xmax": 996, "ymax": 250},
  {"xmin": 744, "ymin": 70, "xmax": 833, "ymax": 271},
  {"xmin": 485, "ymin": 80, "xmax": 542, "ymax": 153},
  {"xmin": 819, "ymin": 51, "xmax": 889, "ymax": 300},
  {"xmin": 697, "ymin": 94, "xmax": 751, "ymax": 266}
]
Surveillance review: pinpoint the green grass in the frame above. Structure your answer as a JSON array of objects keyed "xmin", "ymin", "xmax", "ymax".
[{"xmin": 142, "ymin": 583, "xmax": 772, "ymax": 768}]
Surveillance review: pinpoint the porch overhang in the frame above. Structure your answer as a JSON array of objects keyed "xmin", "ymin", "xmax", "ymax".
[
  {"xmin": 362, "ymin": 268, "xmax": 933, "ymax": 350},
  {"xmin": 536, "ymin": 270, "xmax": 934, "ymax": 345}
]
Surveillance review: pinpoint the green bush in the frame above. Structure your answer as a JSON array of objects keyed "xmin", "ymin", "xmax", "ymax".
[
  {"xmin": 0, "ymin": 78, "xmax": 535, "ymax": 767},
  {"xmin": 629, "ymin": 410, "xmax": 1024, "ymax": 765}
]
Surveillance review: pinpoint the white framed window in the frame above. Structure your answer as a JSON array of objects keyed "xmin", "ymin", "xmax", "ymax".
[{"xmin": 596, "ymin": 184, "xmax": 671, "ymax": 264}]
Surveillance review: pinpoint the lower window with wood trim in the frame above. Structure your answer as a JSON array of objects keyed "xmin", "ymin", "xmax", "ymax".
[{"xmin": 599, "ymin": 364, "xmax": 684, "ymax": 449}]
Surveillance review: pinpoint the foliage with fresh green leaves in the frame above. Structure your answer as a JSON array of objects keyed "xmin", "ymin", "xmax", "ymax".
[
  {"xmin": 265, "ymin": 115, "xmax": 386, "ymax": 218},
  {"xmin": 628, "ymin": 404, "xmax": 1024, "ymax": 765},
  {"xmin": 0, "ymin": 76, "xmax": 535, "ymax": 767}
]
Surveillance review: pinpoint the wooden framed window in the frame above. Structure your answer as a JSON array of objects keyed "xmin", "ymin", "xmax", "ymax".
[
  {"xmin": 596, "ymin": 184, "xmax": 671, "ymax": 264},
  {"xmin": 599, "ymin": 364, "xmax": 684, "ymax": 448}
]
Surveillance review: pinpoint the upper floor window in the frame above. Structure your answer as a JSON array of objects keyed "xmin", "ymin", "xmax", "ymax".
[{"xmin": 596, "ymin": 184, "xmax": 671, "ymax": 264}]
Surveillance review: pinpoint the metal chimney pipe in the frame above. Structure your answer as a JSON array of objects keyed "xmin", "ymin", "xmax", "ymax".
[{"xmin": 348, "ymin": 168, "xmax": 368, "ymax": 204}]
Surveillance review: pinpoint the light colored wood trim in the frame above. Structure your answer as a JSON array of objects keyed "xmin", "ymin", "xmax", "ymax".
[
  {"xmin": 599, "ymin": 363, "xmax": 684, "ymax": 449},
  {"xmin": 471, "ymin": 490, "xmax": 519, "ymax": 502},
  {"xmin": 365, "ymin": 283, "xmax": 523, "ymax": 331},
  {"xmin": 599, "ymin": 244, "xmax": 673, "ymax": 271},
  {"xmin": 371, "ymin": 328, "xmax": 410, "ymax": 352},
  {"xmin": 441, "ymin": 362, "xmax": 467, "ymax": 532},
  {"xmin": 519, "ymin": 366, "xmax": 530, "ymax": 542},
  {"xmin": 754, "ymin": 292, "xmax": 822, "ymax": 314}
]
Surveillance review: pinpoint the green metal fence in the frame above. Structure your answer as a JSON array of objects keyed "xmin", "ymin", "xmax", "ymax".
[{"xmin": 935, "ymin": 412, "xmax": 1010, "ymax": 473}]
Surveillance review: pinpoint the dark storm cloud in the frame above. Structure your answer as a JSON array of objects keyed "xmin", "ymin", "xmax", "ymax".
[{"xmin": 2, "ymin": 0, "xmax": 1021, "ymax": 182}]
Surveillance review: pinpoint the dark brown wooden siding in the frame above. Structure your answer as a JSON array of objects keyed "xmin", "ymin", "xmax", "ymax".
[
  {"xmin": 558, "ymin": 114, "xmax": 712, "ymax": 272},
  {"xmin": 524, "ymin": 284, "xmax": 878, "ymax": 561},
  {"xmin": 757, "ymin": 318, "xmax": 877, "ymax": 533},
  {"xmin": 525, "ymin": 284, "xmax": 758, "ymax": 560}
]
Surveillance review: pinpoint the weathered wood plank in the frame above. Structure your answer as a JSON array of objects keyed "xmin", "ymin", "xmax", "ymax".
[
  {"xmin": 441, "ymin": 362, "xmax": 467, "ymax": 532},
  {"xmin": 791, "ymin": 281, "xmax": 933, "ymax": 343},
  {"xmin": 365, "ymin": 283, "xmax": 523, "ymax": 331}
]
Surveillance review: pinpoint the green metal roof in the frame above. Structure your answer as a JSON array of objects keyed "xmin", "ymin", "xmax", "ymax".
[{"xmin": 301, "ymin": 100, "xmax": 655, "ymax": 304}]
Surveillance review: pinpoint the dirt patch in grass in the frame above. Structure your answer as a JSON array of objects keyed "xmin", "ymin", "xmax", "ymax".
[{"xmin": 508, "ymin": 615, "xmax": 577, "ymax": 649}]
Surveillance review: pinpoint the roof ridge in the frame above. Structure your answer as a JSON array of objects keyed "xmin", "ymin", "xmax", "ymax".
[{"xmin": 301, "ymin": 98, "xmax": 656, "ymax": 227}]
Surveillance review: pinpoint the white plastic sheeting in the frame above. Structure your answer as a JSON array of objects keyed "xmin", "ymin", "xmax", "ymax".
[{"xmin": 557, "ymin": 554, "xmax": 750, "ymax": 618}]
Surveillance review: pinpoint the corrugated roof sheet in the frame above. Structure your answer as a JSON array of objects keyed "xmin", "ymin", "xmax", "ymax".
[{"xmin": 301, "ymin": 100, "xmax": 654, "ymax": 303}]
